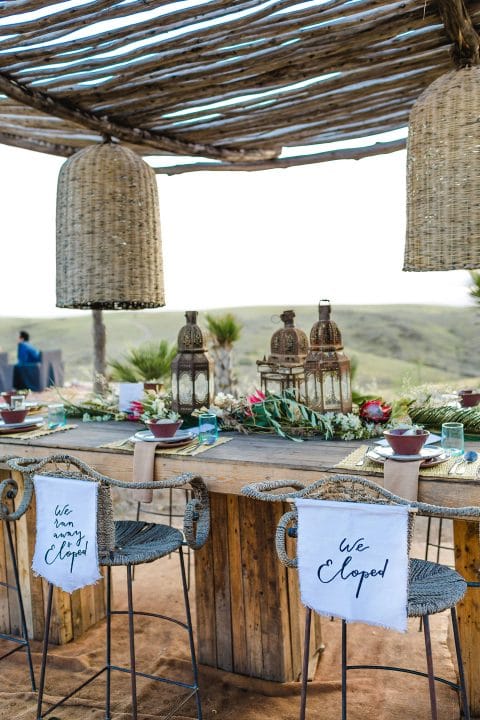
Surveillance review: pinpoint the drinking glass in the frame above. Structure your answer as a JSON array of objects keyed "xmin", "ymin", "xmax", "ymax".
[
  {"xmin": 198, "ymin": 412, "xmax": 218, "ymax": 445},
  {"xmin": 441, "ymin": 422, "xmax": 464, "ymax": 457},
  {"xmin": 47, "ymin": 403, "xmax": 66, "ymax": 429}
]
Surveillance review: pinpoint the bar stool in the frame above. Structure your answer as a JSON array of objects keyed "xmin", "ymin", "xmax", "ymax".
[
  {"xmin": 242, "ymin": 474, "xmax": 478, "ymax": 720},
  {"xmin": 0, "ymin": 467, "xmax": 36, "ymax": 691},
  {"xmin": 8, "ymin": 454, "xmax": 209, "ymax": 720}
]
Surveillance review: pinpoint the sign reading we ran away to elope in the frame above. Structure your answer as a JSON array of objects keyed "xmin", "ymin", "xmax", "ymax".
[
  {"xmin": 32, "ymin": 474, "xmax": 102, "ymax": 594},
  {"xmin": 295, "ymin": 499, "xmax": 409, "ymax": 632}
]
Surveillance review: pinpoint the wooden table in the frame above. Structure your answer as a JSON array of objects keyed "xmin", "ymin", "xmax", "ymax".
[{"xmin": 1, "ymin": 424, "xmax": 479, "ymax": 713}]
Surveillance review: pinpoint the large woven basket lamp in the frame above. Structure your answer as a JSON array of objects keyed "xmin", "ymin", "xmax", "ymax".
[
  {"xmin": 405, "ymin": 65, "xmax": 480, "ymax": 270},
  {"xmin": 56, "ymin": 141, "xmax": 164, "ymax": 308}
]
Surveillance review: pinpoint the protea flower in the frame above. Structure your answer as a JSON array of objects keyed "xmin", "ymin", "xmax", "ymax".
[{"xmin": 359, "ymin": 399, "xmax": 392, "ymax": 423}]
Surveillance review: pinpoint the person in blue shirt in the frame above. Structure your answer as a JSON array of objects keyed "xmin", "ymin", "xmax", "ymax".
[{"xmin": 17, "ymin": 330, "xmax": 41, "ymax": 365}]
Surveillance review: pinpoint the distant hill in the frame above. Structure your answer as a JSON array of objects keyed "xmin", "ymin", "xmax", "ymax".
[{"xmin": 1, "ymin": 305, "xmax": 478, "ymax": 395}]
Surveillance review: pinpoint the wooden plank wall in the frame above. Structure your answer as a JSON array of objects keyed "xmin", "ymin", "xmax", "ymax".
[{"xmin": 195, "ymin": 492, "xmax": 322, "ymax": 682}]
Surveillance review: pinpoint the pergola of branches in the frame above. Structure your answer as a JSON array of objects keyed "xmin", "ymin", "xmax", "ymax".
[{"xmin": 0, "ymin": 0, "xmax": 478, "ymax": 173}]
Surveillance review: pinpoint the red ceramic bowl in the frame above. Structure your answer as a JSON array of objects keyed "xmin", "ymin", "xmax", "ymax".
[
  {"xmin": 1, "ymin": 408, "xmax": 28, "ymax": 424},
  {"xmin": 1, "ymin": 390, "xmax": 28, "ymax": 405},
  {"xmin": 146, "ymin": 419, "xmax": 183, "ymax": 438},
  {"xmin": 459, "ymin": 390, "xmax": 480, "ymax": 408},
  {"xmin": 383, "ymin": 428, "xmax": 429, "ymax": 456}
]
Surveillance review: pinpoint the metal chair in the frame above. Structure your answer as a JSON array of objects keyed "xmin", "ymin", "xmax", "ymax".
[
  {"xmin": 0, "ymin": 463, "xmax": 36, "ymax": 691},
  {"xmin": 7, "ymin": 454, "xmax": 210, "ymax": 720},
  {"xmin": 242, "ymin": 473, "xmax": 479, "ymax": 720}
]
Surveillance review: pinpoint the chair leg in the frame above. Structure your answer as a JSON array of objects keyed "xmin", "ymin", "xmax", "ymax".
[
  {"xmin": 422, "ymin": 614, "xmax": 438, "ymax": 720},
  {"xmin": 450, "ymin": 607, "xmax": 471, "ymax": 720},
  {"xmin": 342, "ymin": 619, "xmax": 347, "ymax": 720},
  {"xmin": 299, "ymin": 607, "xmax": 312, "ymax": 720},
  {"xmin": 105, "ymin": 566, "xmax": 112, "ymax": 720},
  {"xmin": 5, "ymin": 520, "xmax": 36, "ymax": 691},
  {"xmin": 37, "ymin": 583, "xmax": 54, "ymax": 720},
  {"xmin": 126, "ymin": 565, "xmax": 138, "ymax": 720},
  {"xmin": 179, "ymin": 546, "xmax": 202, "ymax": 720}
]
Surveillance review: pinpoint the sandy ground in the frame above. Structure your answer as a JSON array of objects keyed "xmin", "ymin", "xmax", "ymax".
[{"xmin": 0, "ymin": 508, "xmax": 463, "ymax": 720}]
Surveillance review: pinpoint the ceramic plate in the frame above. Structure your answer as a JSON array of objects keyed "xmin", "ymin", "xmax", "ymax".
[
  {"xmin": 367, "ymin": 446, "xmax": 450, "ymax": 468},
  {"xmin": 134, "ymin": 429, "xmax": 195, "ymax": 444},
  {"xmin": 0, "ymin": 418, "xmax": 45, "ymax": 433}
]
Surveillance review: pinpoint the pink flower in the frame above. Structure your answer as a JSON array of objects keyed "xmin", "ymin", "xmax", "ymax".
[
  {"xmin": 359, "ymin": 399, "xmax": 392, "ymax": 424},
  {"xmin": 247, "ymin": 389, "xmax": 266, "ymax": 405}
]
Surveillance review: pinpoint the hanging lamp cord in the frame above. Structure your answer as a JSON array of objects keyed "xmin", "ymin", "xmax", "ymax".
[{"xmin": 437, "ymin": 0, "xmax": 480, "ymax": 67}]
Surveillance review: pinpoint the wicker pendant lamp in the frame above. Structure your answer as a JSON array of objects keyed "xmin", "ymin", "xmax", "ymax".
[
  {"xmin": 56, "ymin": 141, "xmax": 164, "ymax": 309},
  {"xmin": 405, "ymin": 65, "xmax": 480, "ymax": 271}
]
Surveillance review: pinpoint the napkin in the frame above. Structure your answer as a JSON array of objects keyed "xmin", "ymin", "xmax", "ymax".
[
  {"xmin": 131, "ymin": 441, "xmax": 158, "ymax": 503},
  {"xmin": 383, "ymin": 458, "xmax": 422, "ymax": 501}
]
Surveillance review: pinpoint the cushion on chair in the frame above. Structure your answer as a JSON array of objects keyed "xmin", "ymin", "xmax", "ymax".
[
  {"xmin": 407, "ymin": 558, "xmax": 467, "ymax": 617},
  {"xmin": 101, "ymin": 520, "xmax": 184, "ymax": 566}
]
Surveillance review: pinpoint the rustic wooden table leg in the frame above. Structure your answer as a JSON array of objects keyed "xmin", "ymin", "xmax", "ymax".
[
  {"xmin": 195, "ymin": 492, "xmax": 322, "ymax": 682},
  {"xmin": 453, "ymin": 518, "xmax": 480, "ymax": 718}
]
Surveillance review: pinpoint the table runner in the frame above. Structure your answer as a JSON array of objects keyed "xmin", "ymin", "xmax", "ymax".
[
  {"xmin": 0, "ymin": 423, "xmax": 77, "ymax": 441},
  {"xmin": 99, "ymin": 435, "xmax": 232, "ymax": 456},
  {"xmin": 336, "ymin": 445, "xmax": 480, "ymax": 480}
]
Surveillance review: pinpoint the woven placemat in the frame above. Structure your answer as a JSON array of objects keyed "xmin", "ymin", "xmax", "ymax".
[
  {"xmin": 0, "ymin": 423, "xmax": 78, "ymax": 441},
  {"xmin": 99, "ymin": 435, "xmax": 232, "ymax": 457},
  {"xmin": 336, "ymin": 445, "xmax": 480, "ymax": 480}
]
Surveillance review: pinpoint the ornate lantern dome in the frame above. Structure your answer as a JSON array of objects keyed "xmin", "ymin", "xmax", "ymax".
[
  {"xmin": 305, "ymin": 300, "xmax": 352, "ymax": 414},
  {"xmin": 309, "ymin": 302, "xmax": 343, "ymax": 352},
  {"xmin": 269, "ymin": 310, "xmax": 309, "ymax": 364},
  {"xmin": 177, "ymin": 310, "xmax": 207, "ymax": 352}
]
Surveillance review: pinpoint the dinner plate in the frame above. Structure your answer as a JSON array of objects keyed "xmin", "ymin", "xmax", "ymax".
[
  {"xmin": 134, "ymin": 429, "xmax": 196, "ymax": 444},
  {"xmin": 366, "ymin": 446, "xmax": 450, "ymax": 468},
  {"xmin": 0, "ymin": 418, "xmax": 45, "ymax": 433}
]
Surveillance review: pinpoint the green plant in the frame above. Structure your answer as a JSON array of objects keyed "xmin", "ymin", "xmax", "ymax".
[
  {"xmin": 205, "ymin": 313, "xmax": 242, "ymax": 346},
  {"xmin": 109, "ymin": 340, "xmax": 176, "ymax": 383},
  {"xmin": 205, "ymin": 313, "xmax": 242, "ymax": 394},
  {"xmin": 137, "ymin": 391, "xmax": 179, "ymax": 423},
  {"xmin": 469, "ymin": 270, "xmax": 480, "ymax": 306}
]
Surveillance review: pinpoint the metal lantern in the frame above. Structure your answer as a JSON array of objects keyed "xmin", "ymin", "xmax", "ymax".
[
  {"xmin": 256, "ymin": 310, "xmax": 308, "ymax": 399},
  {"xmin": 171, "ymin": 311, "xmax": 214, "ymax": 415},
  {"xmin": 305, "ymin": 300, "xmax": 352, "ymax": 413},
  {"xmin": 56, "ymin": 141, "xmax": 164, "ymax": 309},
  {"xmin": 405, "ymin": 66, "xmax": 480, "ymax": 271}
]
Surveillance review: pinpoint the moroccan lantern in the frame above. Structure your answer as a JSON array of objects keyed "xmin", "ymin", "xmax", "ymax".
[
  {"xmin": 56, "ymin": 140, "xmax": 164, "ymax": 309},
  {"xmin": 171, "ymin": 311, "xmax": 214, "ymax": 415},
  {"xmin": 256, "ymin": 310, "xmax": 308, "ymax": 399},
  {"xmin": 405, "ymin": 66, "xmax": 480, "ymax": 271},
  {"xmin": 304, "ymin": 300, "xmax": 352, "ymax": 413}
]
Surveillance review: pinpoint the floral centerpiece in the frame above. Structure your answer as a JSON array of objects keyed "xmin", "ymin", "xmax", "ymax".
[
  {"xmin": 131, "ymin": 391, "xmax": 182, "ymax": 438},
  {"xmin": 196, "ymin": 390, "xmax": 390, "ymax": 441}
]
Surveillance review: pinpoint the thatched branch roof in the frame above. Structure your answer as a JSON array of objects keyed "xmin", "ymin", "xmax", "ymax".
[{"xmin": 0, "ymin": 0, "xmax": 478, "ymax": 172}]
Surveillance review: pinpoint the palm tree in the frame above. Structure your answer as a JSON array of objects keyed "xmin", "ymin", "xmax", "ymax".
[
  {"xmin": 205, "ymin": 313, "xmax": 242, "ymax": 395},
  {"xmin": 109, "ymin": 340, "xmax": 177, "ymax": 386}
]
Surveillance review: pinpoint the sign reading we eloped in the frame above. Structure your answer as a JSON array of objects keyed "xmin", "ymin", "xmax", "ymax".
[
  {"xmin": 295, "ymin": 499, "xmax": 409, "ymax": 632},
  {"xmin": 32, "ymin": 474, "xmax": 102, "ymax": 594}
]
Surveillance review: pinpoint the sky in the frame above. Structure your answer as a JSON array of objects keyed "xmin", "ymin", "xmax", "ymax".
[{"xmin": 0, "ymin": 141, "xmax": 473, "ymax": 318}]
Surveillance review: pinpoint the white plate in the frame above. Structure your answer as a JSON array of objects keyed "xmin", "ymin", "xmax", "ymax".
[
  {"xmin": 0, "ymin": 416, "xmax": 44, "ymax": 430},
  {"xmin": 366, "ymin": 446, "xmax": 450, "ymax": 468},
  {"xmin": 134, "ymin": 429, "xmax": 195, "ymax": 443},
  {"xmin": 372, "ymin": 445, "xmax": 444, "ymax": 462}
]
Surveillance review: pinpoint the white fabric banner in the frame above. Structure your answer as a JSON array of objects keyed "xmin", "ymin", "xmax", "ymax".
[
  {"xmin": 295, "ymin": 499, "xmax": 409, "ymax": 632},
  {"xmin": 32, "ymin": 474, "xmax": 102, "ymax": 594}
]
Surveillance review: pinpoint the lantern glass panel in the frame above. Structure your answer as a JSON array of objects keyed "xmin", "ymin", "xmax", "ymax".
[
  {"xmin": 179, "ymin": 372, "xmax": 193, "ymax": 403},
  {"xmin": 306, "ymin": 373, "xmax": 318, "ymax": 405},
  {"xmin": 322, "ymin": 370, "xmax": 341, "ymax": 410},
  {"xmin": 195, "ymin": 371, "xmax": 209, "ymax": 404},
  {"xmin": 341, "ymin": 370, "xmax": 351, "ymax": 402}
]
